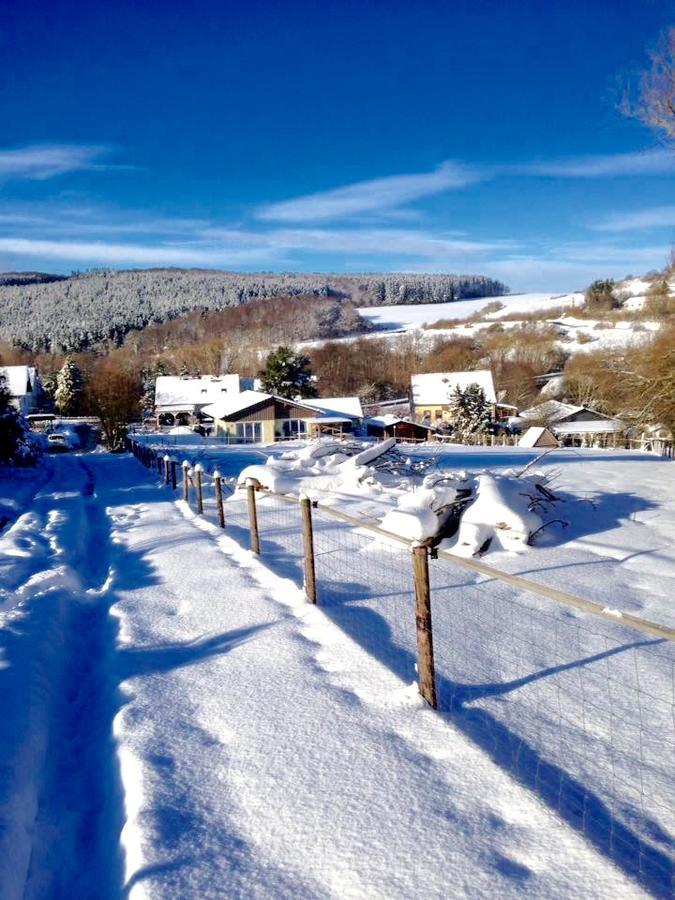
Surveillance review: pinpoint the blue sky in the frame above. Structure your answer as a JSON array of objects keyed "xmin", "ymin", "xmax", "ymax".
[{"xmin": 0, "ymin": 0, "xmax": 674, "ymax": 291}]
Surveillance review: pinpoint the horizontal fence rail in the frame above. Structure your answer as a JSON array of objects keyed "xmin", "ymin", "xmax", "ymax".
[{"xmin": 129, "ymin": 437, "xmax": 675, "ymax": 896}]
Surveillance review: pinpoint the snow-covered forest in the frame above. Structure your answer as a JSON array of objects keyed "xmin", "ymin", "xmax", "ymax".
[{"xmin": 0, "ymin": 269, "xmax": 507, "ymax": 353}]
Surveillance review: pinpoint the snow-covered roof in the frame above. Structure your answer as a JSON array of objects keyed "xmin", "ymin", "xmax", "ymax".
[
  {"xmin": 552, "ymin": 419, "xmax": 625, "ymax": 434},
  {"xmin": 302, "ymin": 397, "xmax": 364, "ymax": 419},
  {"xmin": 518, "ymin": 426, "xmax": 558, "ymax": 448},
  {"xmin": 520, "ymin": 400, "xmax": 583, "ymax": 422},
  {"xmin": 155, "ymin": 375, "xmax": 243, "ymax": 410},
  {"xmin": 366, "ymin": 415, "xmax": 427, "ymax": 429},
  {"xmin": 0, "ymin": 365, "xmax": 38, "ymax": 398},
  {"xmin": 201, "ymin": 390, "xmax": 272, "ymax": 420},
  {"xmin": 411, "ymin": 370, "xmax": 496, "ymax": 406}
]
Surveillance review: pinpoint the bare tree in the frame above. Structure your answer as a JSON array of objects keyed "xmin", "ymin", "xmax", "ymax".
[{"xmin": 623, "ymin": 27, "xmax": 675, "ymax": 141}]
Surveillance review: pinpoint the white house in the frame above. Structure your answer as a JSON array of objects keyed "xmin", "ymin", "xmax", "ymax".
[
  {"xmin": 0, "ymin": 365, "xmax": 43, "ymax": 415},
  {"xmin": 154, "ymin": 375, "xmax": 253, "ymax": 426},
  {"xmin": 410, "ymin": 370, "xmax": 497, "ymax": 424}
]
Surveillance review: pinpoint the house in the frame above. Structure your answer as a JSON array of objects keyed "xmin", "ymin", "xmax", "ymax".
[
  {"xmin": 300, "ymin": 397, "xmax": 364, "ymax": 436},
  {"xmin": 410, "ymin": 370, "xmax": 497, "ymax": 424},
  {"xmin": 520, "ymin": 400, "xmax": 625, "ymax": 447},
  {"xmin": 202, "ymin": 392, "xmax": 363, "ymax": 442},
  {"xmin": 518, "ymin": 426, "xmax": 558, "ymax": 449},
  {"xmin": 365, "ymin": 415, "xmax": 432, "ymax": 442},
  {"xmin": 154, "ymin": 375, "xmax": 252, "ymax": 427},
  {"xmin": 0, "ymin": 365, "xmax": 43, "ymax": 415}
]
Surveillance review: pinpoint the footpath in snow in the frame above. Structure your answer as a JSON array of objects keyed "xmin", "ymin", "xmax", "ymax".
[{"xmin": 0, "ymin": 452, "xmax": 666, "ymax": 898}]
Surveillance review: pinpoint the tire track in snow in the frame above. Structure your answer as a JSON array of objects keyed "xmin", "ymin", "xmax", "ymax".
[{"xmin": 15, "ymin": 456, "xmax": 125, "ymax": 900}]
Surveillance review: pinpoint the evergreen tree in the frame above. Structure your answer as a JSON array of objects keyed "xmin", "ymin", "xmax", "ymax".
[
  {"xmin": 0, "ymin": 374, "xmax": 40, "ymax": 465},
  {"xmin": 259, "ymin": 346, "xmax": 316, "ymax": 399},
  {"xmin": 448, "ymin": 383, "xmax": 491, "ymax": 441},
  {"xmin": 139, "ymin": 361, "xmax": 169, "ymax": 416},
  {"xmin": 54, "ymin": 356, "xmax": 84, "ymax": 415}
]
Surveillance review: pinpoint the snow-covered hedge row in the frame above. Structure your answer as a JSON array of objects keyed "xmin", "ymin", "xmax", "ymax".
[{"xmin": 238, "ymin": 439, "xmax": 560, "ymax": 556}]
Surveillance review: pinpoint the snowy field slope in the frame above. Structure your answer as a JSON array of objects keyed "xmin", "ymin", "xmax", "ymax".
[
  {"xmin": 0, "ymin": 448, "xmax": 673, "ymax": 897},
  {"xmin": 295, "ymin": 278, "xmax": 667, "ymax": 356},
  {"xmin": 357, "ymin": 291, "xmax": 584, "ymax": 332}
]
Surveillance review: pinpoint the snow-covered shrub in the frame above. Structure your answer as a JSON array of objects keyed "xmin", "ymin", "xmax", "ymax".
[{"xmin": 0, "ymin": 375, "xmax": 43, "ymax": 466}]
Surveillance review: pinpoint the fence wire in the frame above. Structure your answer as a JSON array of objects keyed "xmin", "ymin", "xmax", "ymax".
[{"xmin": 133, "ymin": 441, "xmax": 674, "ymax": 896}]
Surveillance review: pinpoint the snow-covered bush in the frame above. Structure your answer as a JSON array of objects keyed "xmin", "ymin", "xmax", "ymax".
[{"xmin": 0, "ymin": 375, "xmax": 43, "ymax": 466}]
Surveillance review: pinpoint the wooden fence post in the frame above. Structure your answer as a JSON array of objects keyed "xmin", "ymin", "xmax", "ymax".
[
  {"xmin": 170, "ymin": 459, "xmax": 177, "ymax": 490},
  {"xmin": 214, "ymin": 470, "xmax": 225, "ymax": 528},
  {"xmin": 411, "ymin": 543, "xmax": 437, "ymax": 709},
  {"xmin": 163, "ymin": 455, "xmax": 170, "ymax": 485},
  {"xmin": 194, "ymin": 464, "xmax": 204, "ymax": 514},
  {"xmin": 300, "ymin": 495, "xmax": 317, "ymax": 604},
  {"xmin": 182, "ymin": 461, "xmax": 190, "ymax": 502},
  {"xmin": 246, "ymin": 480, "xmax": 260, "ymax": 555}
]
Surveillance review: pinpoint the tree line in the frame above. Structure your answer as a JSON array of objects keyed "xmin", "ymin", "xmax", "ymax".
[{"xmin": 0, "ymin": 267, "xmax": 507, "ymax": 353}]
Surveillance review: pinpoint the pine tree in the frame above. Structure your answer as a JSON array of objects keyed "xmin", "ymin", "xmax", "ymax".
[
  {"xmin": 54, "ymin": 357, "xmax": 83, "ymax": 415},
  {"xmin": 449, "ymin": 383, "xmax": 491, "ymax": 441},
  {"xmin": 139, "ymin": 361, "xmax": 169, "ymax": 416},
  {"xmin": 259, "ymin": 346, "xmax": 316, "ymax": 399},
  {"xmin": 0, "ymin": 373, "xmax": 40, "ymax": 464}
]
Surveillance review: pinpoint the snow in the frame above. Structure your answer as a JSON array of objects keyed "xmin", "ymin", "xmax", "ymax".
[
  {"xmin": 0, "ymin": 365, "xmax": 36, "ymax": 398},
  {"xmin": 411, "ymin": 370, "xmax": 497, "ymax": 406},
  {"xmin": 299, "ymin": 396, "xmax": 364, "ymax": 419},
  {"xmin": 1, "ymin": 445, "xmax": 673, "ymax": 897},
  {"xmin": 155, "ymin": 374, "xmax": 244, "ymax": 409},
  {"xmin": 201, "ymin": 388, "xmax": 271, "ymax": 420},
  {"xmin": 518, "ymin": 427, "xmax": 558, "ymax": 448},
  {"xmin": 357, "ymin": 292, "xmax": 584, "ymax": 332}
]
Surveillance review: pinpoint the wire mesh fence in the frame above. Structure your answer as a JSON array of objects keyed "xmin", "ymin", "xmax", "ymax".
[{"xmin": 131, "ymin": 440, "xmax": 675, "ymax": 896}]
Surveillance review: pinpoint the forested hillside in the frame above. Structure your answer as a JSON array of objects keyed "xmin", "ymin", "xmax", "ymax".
[{"xmin": 0, "ymin": 268, "xmax": 507, "ymax": 352}]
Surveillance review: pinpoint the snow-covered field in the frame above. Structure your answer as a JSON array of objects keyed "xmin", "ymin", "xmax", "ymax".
[
  {"xmin": 299, "ymin": 281, "xmax": 665, "ymax": 356},
  {"xmin": 0, "ymin": 444, "xmax": 673, "ymax": 898}
]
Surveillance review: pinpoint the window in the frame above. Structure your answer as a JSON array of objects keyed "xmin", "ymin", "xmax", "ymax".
[
  {"xmin": 282, "ymin": 419, "xmax": 308, "ymax": 438},
  {"xmin": 235, "ymin": 422, "xmax": 262, "ymax": 442}
]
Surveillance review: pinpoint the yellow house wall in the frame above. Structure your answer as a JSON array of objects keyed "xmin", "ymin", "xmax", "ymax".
[{"xmin": 215, "ymin": 419, "xmax": 277, "ymax": 441}]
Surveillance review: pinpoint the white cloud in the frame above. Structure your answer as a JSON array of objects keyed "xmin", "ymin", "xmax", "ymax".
[
  {"xmin": 0, "ymin": 237, "xmax": 279, "ymax": 267},
  {"xmin": 591, "ymin": 205, "xmax": 675, "ymax": 232},
  {"xmin": 256, "ymin": 162, "xmax": 483, "ymax": 223},
  {"xmin": 0, "ymin": 144, "xmax": 115, "ymax": 181},
  {"xmin": 519, "ymin": 147, "xmax": 675, "ymax": 178}
]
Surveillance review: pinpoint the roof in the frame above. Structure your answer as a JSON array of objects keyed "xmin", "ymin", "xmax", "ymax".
[
  {"xmin": 411, "ymin": 370, "xmax": 496, "ymax": 406},
  {"xmin": 520, "ymin": 400, "xmax": 620, "ymax": 426},
  {"xmin": 0, "ymin": 365, "xmax": 38, "ymax": 398},
  {"xmin": 518, "ymin": 426, "xmax": 558, "ymax": 448},
  {"xmin": 301, "ymin": 397, "xmax": 364, "ymax": 419},
  {"xmin": 552, "ymin": 419, "xmax": 625, "ymax": 435},
  {"xmin": 520, "ymin": 400, "xmax": 583, "ymax": 422},
  {"xmin": 155, "ymin": 375, "xmax": 243, "ymax": 409},
  {"xmin": 366, "ymin": 415, "xmax": 428, "ymax": 429},
  {"xmin": 201, "ymin": 390, "xmax": 272, "ymax": 420}
]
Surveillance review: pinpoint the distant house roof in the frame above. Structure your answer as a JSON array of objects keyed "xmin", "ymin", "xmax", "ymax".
[
  {"xmin": 552, "ymin": 419, "xmax": 625, "ymax": 435},
  {"xmin": 520, "ymin": 400, "xmax": 620, "ymax": 426},
  {"xmin": 302, "ymin": 397, "xmax": 364, "ymax": 419},
  {"xmin": 0, "ymin": 365, "xmax": 39, "ymax": 398},
  {"xmin": 520, "ymin": 400, "xmax": 584, "ymax": 422},
  {"xmin": 411, "ymin": 370, "xmax": 497, "ymax": 406},
  {"xmin": 366, "ymin": 415, "xmax": 426, "ymax": 428},
  {"xmin": 155, "ymin": 375, "xmax": 244, "ymax": 410}
]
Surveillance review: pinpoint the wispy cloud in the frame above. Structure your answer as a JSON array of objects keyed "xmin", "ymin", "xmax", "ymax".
[
  {"xmin": 0, "ymin": 143, "xmax": 119, "ymax": 181},
  {"xmin": 256, "ymin": 162, "xmax": 483, "ymax": 223},
  {"xmin": 518, "ymin": 147, "xmax": 675, "ymax": 178},
  {"xmin": 0, "ymin": 237, "xmax": 279, "ymax": 267},
  {"xmin": 591, "ymin": 205, "xmax": 675, "ymax": 232}
]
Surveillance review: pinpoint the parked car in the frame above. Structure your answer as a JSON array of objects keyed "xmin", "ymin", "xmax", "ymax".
[{"xmin": 47, "ymin": 433, "xmax": 71, "ymax": 452}]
